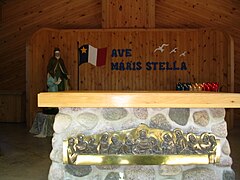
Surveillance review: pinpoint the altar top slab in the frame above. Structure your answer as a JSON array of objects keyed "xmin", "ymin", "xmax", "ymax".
[{"xmin": 38, "ymin": 91, "xmax": 240, "ymax": 108}]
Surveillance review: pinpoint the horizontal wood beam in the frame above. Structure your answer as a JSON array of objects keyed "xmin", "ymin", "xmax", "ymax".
[{"xmin": 38, "ymin": 91, "xmax": 240, "ymax": 108}]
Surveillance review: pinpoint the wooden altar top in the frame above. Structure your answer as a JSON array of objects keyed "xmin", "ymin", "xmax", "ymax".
[{"xmin": 38, "ymin": 91, "xmax": 240, "ymax": 108}]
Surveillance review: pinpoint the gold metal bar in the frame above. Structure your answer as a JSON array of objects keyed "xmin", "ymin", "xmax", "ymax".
[
  {"xmin": 215, "ymin": 140, "xmax": 221, "ymax": 163},
  {"xmin": 75, "ymin": 154, "xmax": 213, "ymax": 165},
  {"xmin": 62, "ymin": 153, "xmax": 217, "ymax": 165},
  {"xmin": 63, "ymin": 141, "xmax": 68, "ymax": 164}
]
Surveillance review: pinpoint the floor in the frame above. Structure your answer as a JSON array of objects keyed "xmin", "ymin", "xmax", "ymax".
[
  {"xmin": 228, "ymin": 126, "xmax": 240, "ymax": 179},
  {"xmin": 0, "ymin": 123, "xmax": 52, "ymax": 180},
  {"xmin": 0, "ymin": 123, "xmax": 239, "ymax": 180}
]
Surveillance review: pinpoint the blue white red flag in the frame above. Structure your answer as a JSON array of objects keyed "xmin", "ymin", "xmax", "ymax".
[{"xmin": 78, "ymin": 45, "xmax": 107, "ymax": 66}]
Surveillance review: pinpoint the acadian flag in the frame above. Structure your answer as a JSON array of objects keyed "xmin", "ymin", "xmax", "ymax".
[{"xmin": 78, "ymin": 44, "xmax": 107, "ymax": 66}]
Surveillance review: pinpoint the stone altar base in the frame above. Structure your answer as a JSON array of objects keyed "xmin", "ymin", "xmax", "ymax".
[{"xmin": 49, "ymin": 107, "xmax": 235, "ymax": 180}]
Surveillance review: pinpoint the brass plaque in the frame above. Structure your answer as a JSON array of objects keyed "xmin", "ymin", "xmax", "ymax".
[{"xmin": 63, "ymin": 124, "xmax": 220, "ymax": 165}]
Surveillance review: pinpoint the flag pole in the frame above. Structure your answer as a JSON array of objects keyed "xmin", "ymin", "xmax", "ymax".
[{"xmin": 77, "ymin": 41, "xmax": 79, "ymax": 90}]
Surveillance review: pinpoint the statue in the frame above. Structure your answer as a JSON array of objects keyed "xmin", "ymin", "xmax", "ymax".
[
  {"xmin": 198, "ymin": 133, "xmax": 217, "ymax": 154},
  {"xmin": 186, "ymin": 133, "xmax": 201, "ymax": 154},
  {"xmin": 47, "ymin": 48, "xmax": 70, "ymax": 92},
  {"xmin": 87, "ymin": 138, "xmax": 98, "ymax": 154},
  {"xmin": 149, "ymin": 136, "xmax": 161, "ymax": 154},
  {"xmin": 132, "ymin": 129, "xmax": 151, "ymax": 154},
  {"xmin": 98, "ymin": 133, "xmax": 110, "ymax": 154},
  {"xmin": 76, "ymin": 135, "xmax": 88, "ymax": 154},
  {"xmin": 108, "ymin": 135, "xmax": 123, "ymax": 154},
  {"xmin": 44, "ymin": 47, "xmax": 70, "ymax": 114},
  {"xmin": 208, "ymin": 134, "xmax": 217, "ymax": 153},
  {"xmin": 174, "ymin": 129, "xmax": 187, "ymax": 154},
  {"xmin": 199, "ymin": 133, "xmax": 211, "ymax": 153},
  {"xmin": 161, "ymin": 132, "xmax": 175, "ymax": 154},
  {"xmin": 67, "ymin": 138, "xmax": 77, "ymax": 163},
  {"xmin": 120, "ymin": 135, "xmax": 134, "ymax": 154},
  {"xmin": 47, "ymin": 72, "xmax": 61, "ymax": 92}
]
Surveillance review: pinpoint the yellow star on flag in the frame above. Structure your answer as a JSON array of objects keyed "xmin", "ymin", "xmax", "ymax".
[{"xmin": 81, "ymin": 47, "xmax": 87, "ymax": 53}]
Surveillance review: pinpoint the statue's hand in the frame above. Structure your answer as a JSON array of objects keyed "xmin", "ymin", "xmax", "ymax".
[{"xmin": 55, "ymin": 77, "xmax": 62, "ymax": 85}]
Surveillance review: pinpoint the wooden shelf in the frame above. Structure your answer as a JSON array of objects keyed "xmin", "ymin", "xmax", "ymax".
[{"xmin": 38, "ymin": 91, "xmax": 240, "ymax": 108}]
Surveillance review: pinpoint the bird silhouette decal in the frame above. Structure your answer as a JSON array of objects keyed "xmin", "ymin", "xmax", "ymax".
[
  {"xmin": 179, "ymin": 51, "xmax": 187, "ymax": 57},
  {"xmin": 169, "ymin": 47, "xmax": 178, "ymax": 54},
  {"xmin": 154, "ymin": 44, "xmax": 169, "ymax": 53}
]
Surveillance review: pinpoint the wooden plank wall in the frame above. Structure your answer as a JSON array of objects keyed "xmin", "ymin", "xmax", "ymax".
[
  {"xmin": 0, "ymin": 91, "xmax": 25, "ymax": 122},
  {"xmin": 78, "ymin": 29, "xmax": 231, "ymax": 91},
  {"xmin": 27, "ymin": 28, "xmax": 232, "ymax": 126}
]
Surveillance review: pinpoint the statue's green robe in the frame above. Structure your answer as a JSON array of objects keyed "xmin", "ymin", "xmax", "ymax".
[{"xmin": 47, "ymin": 57, "xmax": 68, "ymax": 91}]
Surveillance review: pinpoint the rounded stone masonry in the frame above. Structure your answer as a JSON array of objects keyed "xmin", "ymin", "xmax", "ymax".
[
  {"xmin": 158, "ymin": 165, "xmax": 182, "ymax": 176},
  {"xmin": 149, "ymin": 113, "xmax": 172, "ymax": 130},
  {"xmin": 124, "ymin": 166, "xmax": 155, "ymax": 180},
  {"xmin": 151, "ymin": 108, "xmax": 166, "ymax": 111},
  {"xmin": 222, "ymin": 170, "xmax": 235, "ymax": 180},
  {"xmin": 182, "ymin": 167, "xmax": 217, "ymax": 180},
  {"xmin": 65, "ymin": 165, "xmax": 92, "ymax": 177},
  {"xmin": 53, "ymin": 113, "xmax": 72, "ymax": 133},
  {"xmin": 95, "ymin": 123, "xmax": 115, "ymax": 134},
  {"xmin": 104, "ymin": 172, "xmax": 121, "ymax": 180},
  {"xmin": 168, "ymin": 108, "xmax": 190, "ymax": 126},
  {"xmin": 95, "ymin": 165, "xmax": 120, "ymax": 170},
  {"xmin": 211, "ymin": 121, "xmax": 228, "ymax": 138},
  {"xmin": 76, "ymin": 112, "xmax": 99, "ymax": 130},
  {"xmin": 121, "ymin": 118, "xmax": 140, "ymax": 130},
  {"xmin": 64, "ymin": 123, "xmax": 92, "ymax": 139},
  {"xmin": 222, "ymin": 140, "xmax": 231, "ymax": 155},
  {"xmin": 50, "ymin": 134, "xmax": 65, "ymax": 163},
  {"xmin": 193, "ymin": 110, "xmax": 209, "ymax": 127},
  {"xmin": 217, "ymin": 156, "xmax": 233, "ymax": 167},
  {"xmin": 102, "ymin": 108, "xmax": 128, "ymax": 121},
  {"xmin": 133, "ymin": 108, "xmax": 148, "ymax": 119},
  {"xmin": 50, "ymin": 146, "xmax": 62, "ymax": 163},
  {"xmin": 59, "ymin": 107, "xmax": 81, "ymax": 114},
  {"xmin": 48, "ymin": 162, "xmax": 64, "ymax": 180},
  {"xmin": 209, "ymin": 108, "xmax": 225, "ymax": 118}
]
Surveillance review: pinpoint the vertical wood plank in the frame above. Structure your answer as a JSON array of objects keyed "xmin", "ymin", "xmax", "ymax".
[{"xmin": 102, "ymin": 0, "xmax": 155, "ymax": 28}]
